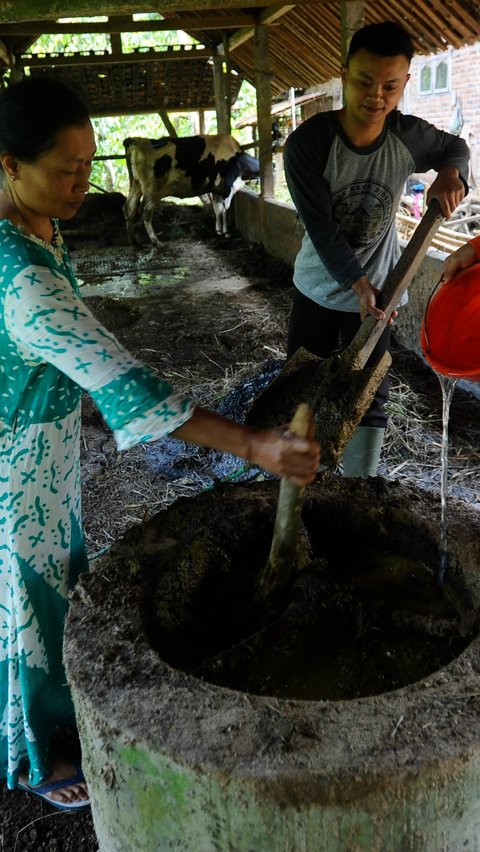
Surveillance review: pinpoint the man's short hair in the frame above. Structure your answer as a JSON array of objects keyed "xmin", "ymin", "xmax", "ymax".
[{"xmin": 347, "ymin": 21, "xmax": 415, "ymax": 64}]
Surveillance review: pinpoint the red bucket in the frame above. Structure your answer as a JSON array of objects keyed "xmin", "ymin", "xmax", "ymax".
[{"xmin": 420, "ymin": 265, "xmax": 480, "ymax": 381}]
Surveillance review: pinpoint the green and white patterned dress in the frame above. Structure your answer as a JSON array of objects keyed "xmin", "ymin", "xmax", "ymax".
[{"xmin": 0, "ymin": 220, "xmax": 193, "ymax": 788}]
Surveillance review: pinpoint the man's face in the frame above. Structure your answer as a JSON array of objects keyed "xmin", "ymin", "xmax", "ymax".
[{"xmin": 342, "ymin": 48, "xmax": 410, "ymax": 132}]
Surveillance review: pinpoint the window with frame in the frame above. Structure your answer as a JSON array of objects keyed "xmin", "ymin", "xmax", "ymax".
[{"xmin": 418, "ymin": 54, "xmax": 451, "ymax": 95}]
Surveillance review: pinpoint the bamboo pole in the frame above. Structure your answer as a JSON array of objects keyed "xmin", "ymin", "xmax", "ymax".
[{"xmin": 255, "ymin": 403, "xmax": 314, "ymax": 603}]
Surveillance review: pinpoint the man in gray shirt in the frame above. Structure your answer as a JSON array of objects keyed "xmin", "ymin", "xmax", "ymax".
[{"xmin": 285, "ymin": 20, "xmax": 469, "ymax": 476}]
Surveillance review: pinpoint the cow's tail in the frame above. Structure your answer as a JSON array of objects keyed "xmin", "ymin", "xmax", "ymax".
[{"xmin": 123, "ymin": 138, "xmax": 135, "ymax": 182}]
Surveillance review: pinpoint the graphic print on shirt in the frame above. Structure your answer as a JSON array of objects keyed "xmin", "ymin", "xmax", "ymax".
[{"xmin": 332, "ymin": 179, "xmax": 394, "ymax": 250}]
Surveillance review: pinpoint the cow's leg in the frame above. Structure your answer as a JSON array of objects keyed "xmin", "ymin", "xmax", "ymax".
[
  {"xmin": 142, "ymin": 198, "xmax": 162, "ymax": 247},
  {"xmin": 213, "ymin": 178, "xmax": 241, "ymax": 237},
  {"xmin": 123, "ymin": 180, "xmax": 143, "ymax": 245},
  {"xmin": 212, "ymin": 198, "xmax": 228, "ymax": 236},
  {"xmin": 220, "ymin": 206, "xmax": 229, "ymax": 236}
]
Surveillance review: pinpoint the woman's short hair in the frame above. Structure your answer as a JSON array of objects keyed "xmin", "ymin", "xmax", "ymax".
[{"xmin": 0, "ymin": 76, "xmax": 90, "ymax": 163}]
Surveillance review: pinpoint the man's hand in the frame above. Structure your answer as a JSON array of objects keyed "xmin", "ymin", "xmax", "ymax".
[
  {"xmin": 427, "ymin": 166, "xmax": 465, "ymax": 219},
  {"xmin": 351, "ymin": 275, "xmax": 398, "ymax": 324}
]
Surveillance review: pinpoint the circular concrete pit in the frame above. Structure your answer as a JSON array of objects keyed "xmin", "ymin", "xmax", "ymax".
[{"xmin": 65, "ymin": 474, "xmax": 480, "ymax": 851}]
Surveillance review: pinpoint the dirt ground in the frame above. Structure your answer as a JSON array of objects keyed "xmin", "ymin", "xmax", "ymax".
[{"xmin": 2, "ymin": 199, "xmax": 480, "ymax": 851}]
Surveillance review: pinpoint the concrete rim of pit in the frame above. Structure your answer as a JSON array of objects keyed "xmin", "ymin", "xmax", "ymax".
[{"xmin": 65, "ymin": 476, "xmax": 480, "ymax": 808}]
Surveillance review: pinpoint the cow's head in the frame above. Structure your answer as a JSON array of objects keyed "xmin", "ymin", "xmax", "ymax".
[{"xmin": 237, "ymin": 153, "xmax": 260, "ymax": 180}]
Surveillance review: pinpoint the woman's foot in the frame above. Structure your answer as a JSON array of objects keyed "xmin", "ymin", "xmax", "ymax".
[{"xmin": 18, "ymin": 760, "xmax": 89, "ymax": 809}]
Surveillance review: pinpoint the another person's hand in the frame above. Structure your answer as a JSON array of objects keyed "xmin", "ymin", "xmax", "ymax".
[
  {"xmin": 426, "ymin": 166, "xmax": 465, "ymax": 219},
  {"xmin": 351, "ymin": 275, "xmax": 398, "ymax": 325},
  {"xmin": 441, "ymin": 242, "xmax": 477, "ymax": 283}
]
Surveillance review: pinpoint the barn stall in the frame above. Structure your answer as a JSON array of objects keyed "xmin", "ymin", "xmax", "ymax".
[
  {"xmin": 2, "ymin": 3, "xmax": 480, "ymax": 851},
  {"xmin": 28, "ymin": 192, "xmax": 480, "ymax": 850}
]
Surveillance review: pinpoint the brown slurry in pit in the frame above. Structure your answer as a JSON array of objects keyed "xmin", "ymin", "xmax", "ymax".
[{"xmin": 131, "ymin": 477, "xmax": 478, "ymax": 700}]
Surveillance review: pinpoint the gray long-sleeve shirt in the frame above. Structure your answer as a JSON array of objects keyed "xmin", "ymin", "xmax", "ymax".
[{"xmin": 285, "ymin": 109, "xmax": 470, "ymax": 312}]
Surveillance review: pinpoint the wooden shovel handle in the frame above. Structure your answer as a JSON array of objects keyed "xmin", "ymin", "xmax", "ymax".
[
  {"xmin": 255, "ymin": 404, "xmax": 315, "ymax": 604},
  {"xmin": 288, "ymin": 401, "xmax": 314, "ymax": 439},
  {"xmin": 347, "ymin": 198, "xmax": 444, "ymax": 368}
]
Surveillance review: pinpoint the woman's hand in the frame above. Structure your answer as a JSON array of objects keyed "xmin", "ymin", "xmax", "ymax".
[
  {"xmin": 247, "ymin": 426, "xmax": 320, "ymax": 486},
  {"xmin": 441, "ymin": 242, "xmax": 477, "ymax": 283},
  {"xmin": 172, "ymin": 407, "xmax": 320, "ymax": 486}
]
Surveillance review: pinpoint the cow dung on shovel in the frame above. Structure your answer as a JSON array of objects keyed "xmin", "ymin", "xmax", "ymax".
[{"xmin": 246, "ymin": 199, "xmax": 444, "ymax": 469}]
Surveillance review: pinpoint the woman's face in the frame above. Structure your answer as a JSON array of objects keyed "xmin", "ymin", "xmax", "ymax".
[{"xmin": 13, "ymin": 120, "xmax": 96, "ymax": 220}]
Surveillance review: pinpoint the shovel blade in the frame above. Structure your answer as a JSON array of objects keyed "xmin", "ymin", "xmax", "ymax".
[
  {"xmin": 245, "ymin": 347, "xmax": 323, "ymax": 429},
  {"xmin": 246, "ymin": 347, "xmax": 391, "ymax": 468},
  {"xmin": 245, "ymin": 201, "xmax": 443, "ymax": 466}
]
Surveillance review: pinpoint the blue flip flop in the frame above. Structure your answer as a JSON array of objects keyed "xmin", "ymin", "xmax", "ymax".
[{"xmin": 17, "ymin": 766, "xmax": 90, "ymax": 811}]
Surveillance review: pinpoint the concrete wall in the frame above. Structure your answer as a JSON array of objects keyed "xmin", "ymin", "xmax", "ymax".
[
  {"xmin": 235, "ymin": 188, "xmax": 303, "ymax": 267},
  {"xmin": 234, "ymin": 188, "xmax": 478, "ymax": 398}
]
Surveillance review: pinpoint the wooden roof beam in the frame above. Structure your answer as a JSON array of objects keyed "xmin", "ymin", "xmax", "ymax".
[
  {"xmin": 0, "ymin": 38, "xmax": 12, "ymax": 66},
  {"xmin": 0, "ymin": 1, "xmax": 310, "ymax": 25},
  {"xmin": 88, "ymin": 103, "xmax": 220, "ymax": 118},
  {"xmin": 218, "ymin": 3, "xmax": 296, "ymax": 55},
  {"xmin": 20, "ymin": 47, "xmax": 215, "ymax": 69},
  {"xmin": 0, "ymin": 15, "xmax": 256, "ymax": 36},
  {"xmin": 420, "ymin": 0, "xmax": 480, "ymax": 39}
]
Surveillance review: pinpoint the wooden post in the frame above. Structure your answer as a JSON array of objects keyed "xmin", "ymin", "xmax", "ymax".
[
  {"xmin": 254, "ymin": 22, "xmax": 274, "ymax": 200},
  {"xmin": 158, "ymin": 110, "xmax": 176, "ymax": 137},
  {"xmin": 222, "ymin": 32, "xmax": 232, "ymax": 131},
  {"xmin": 274, "ymin": 150, "xmax": 284, "ymax": 191},
  {"xmin": 213, "ymin": 55, "xmax": 230, "ymax": 134},
  {"xmin": 190, "ymin": 111, "xmax": 199, "ymax": 135},
  {"xmin": 340, "ymin": 0, "xmax": 365, "ymax": 65}
]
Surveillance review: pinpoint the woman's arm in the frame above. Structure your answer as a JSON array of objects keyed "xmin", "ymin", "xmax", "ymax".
[
  {"xmin": 173, "ymin": 406, "xmax": 320, "ymax": 486},
  {"xmin": 5, "ymin": 262, "xmax": 320, "ymax": 485}
]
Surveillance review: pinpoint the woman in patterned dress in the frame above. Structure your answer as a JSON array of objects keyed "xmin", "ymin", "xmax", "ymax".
[{"xmin": 0, "ymin": 78, "xmax": 320, "ymax": 810}]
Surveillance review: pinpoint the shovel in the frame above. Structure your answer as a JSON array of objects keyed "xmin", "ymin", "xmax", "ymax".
[{"xmin": 246, "ymin": 198, "xmax": 444, "ymax": 468}]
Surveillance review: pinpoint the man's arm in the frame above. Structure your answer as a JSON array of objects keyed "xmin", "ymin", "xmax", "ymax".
[
  {"xmin": 427, "ymin": 166, "xmax": 466, "ymax": 218},
  {"xmin": 284, "ymin": 117, "xmax": 367, "ymax": 290},
  {"xmin": 395, "ymin": 114, "xmax": 470, "ymax": 217}
]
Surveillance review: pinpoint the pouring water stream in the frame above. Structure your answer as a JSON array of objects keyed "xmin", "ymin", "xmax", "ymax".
[{"xmin": 437, "ymin": 373, "xmax": 458, "ymax": 585}]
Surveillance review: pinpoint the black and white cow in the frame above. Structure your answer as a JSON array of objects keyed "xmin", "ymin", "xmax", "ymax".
[{"xmin": 123, "ymin": 133, "xmax": 260, "ymax": 246}]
